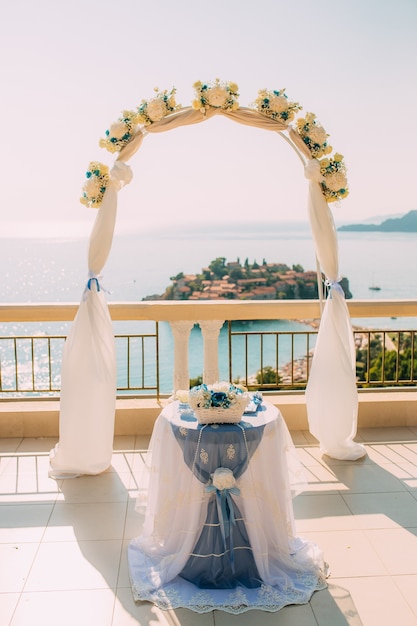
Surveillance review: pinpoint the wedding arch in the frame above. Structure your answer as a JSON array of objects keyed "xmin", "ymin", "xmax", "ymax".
[{"xmin": 49, "ymin": 79, "xmax": 366, "ymax": 478}]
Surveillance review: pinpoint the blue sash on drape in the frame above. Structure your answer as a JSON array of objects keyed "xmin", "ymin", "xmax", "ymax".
[{"xmin": 171, "ymin": 419, "xmax": 265, "ymax": 589}]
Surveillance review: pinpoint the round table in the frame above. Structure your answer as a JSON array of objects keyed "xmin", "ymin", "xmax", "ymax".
[{"xmin": 128, "ymin": 400, "xmax": 327, "ymax": 614}]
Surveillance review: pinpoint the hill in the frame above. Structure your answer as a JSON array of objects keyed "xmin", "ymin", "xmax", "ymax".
[{"xmin": 338, "ymin": 210, "xmax": 417, "ymax": 232}]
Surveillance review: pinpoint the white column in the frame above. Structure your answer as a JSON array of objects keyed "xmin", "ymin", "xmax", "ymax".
[
  {"xmin": 169, "ymin": 320, "xmax": 195, "ymax": 391},
  {"xmin": 198, "ymin": 320, "xmax": 224, "ymax": 384}
]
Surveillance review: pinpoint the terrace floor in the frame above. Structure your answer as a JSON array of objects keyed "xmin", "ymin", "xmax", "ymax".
[{"xmin": 2, "ymin": 426, "xmax": 417, "ymax": 626}]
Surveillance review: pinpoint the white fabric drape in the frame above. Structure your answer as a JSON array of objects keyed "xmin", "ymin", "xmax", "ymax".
[
  {"xmin": 49, "ymin": 105, "xmax": 364, "ymax": 477},
  {"xmin": 303, "ymin": 160, "xmax": 365, "ymax": 460},
  {"xmin": 49, "ymin": 162, "xmax": 133, "ymax": 477}
]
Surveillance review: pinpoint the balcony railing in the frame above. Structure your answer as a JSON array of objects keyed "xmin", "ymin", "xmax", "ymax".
[{"xmin": 1, "ymin": 300, "xmax": 417, "ymax": 399}]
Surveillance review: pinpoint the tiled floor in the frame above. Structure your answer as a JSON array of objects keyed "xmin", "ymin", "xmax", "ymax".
[{"xmin": 2, "ymin": 427, "xmax": 417, "ymax": 626}]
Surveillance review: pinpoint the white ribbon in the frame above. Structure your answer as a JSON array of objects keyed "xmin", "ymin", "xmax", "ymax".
[
  {"xmin": 304, "ymin": 159, "xmax": 324, "ymax": 183},
  {"xmin": 108, "ymin": 161, "xmax": 133, "ymax": 191},
  {"xmin": 326, "ymin": 279, "xmax": 345, "ymax": 298}
]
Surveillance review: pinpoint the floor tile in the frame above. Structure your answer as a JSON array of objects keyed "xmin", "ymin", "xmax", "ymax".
[
  {"xmin": 294, "ymin": 494, "xmax": 360, "ymax": 532},
  {"xmin": 123, "ymin": 499, "xmax": 144, "ymax": 541},
  {"xmin": 0, "ymin": 543, "xmax": 39, "ymax": 593},
  {"xmin": 114, "ymin": 587, "xmax": 215, "ymax": 625},
  {"xmin": 24, "ymin": 539, "xmax": 122, "ymax": 591},
  {"xmin": 289, "ymin": 430, "xmax": 309, "ymax": 445},
  {"xmin": 301, "ymin": 466, "xmax": 341, "ymax": 494},
  {"xmin": 113, "ymin": 436, "xmax": 136, "ymax": 450},
  {"xmin": 311, "ymin": 584, "xmax": 363, "ymax": 625},
  {"xmin": 342, "ymin": 491, "xmax": 417, "ymax": 528},
  {"xmin": 329, "ymin": 462, "xmax": 407, "ymax": 494},
  {"xmin": 43, "ymin": 501, "xmax": 127, "ymax": 541},
  {"xmin": 56, "ymin": 471, "xmax": 130, "ymax": 503},
  {"xmin": 335, "ymin": 576, "xmax": 417, "ymax": 626},
  {"xmin": 109, "ymin": 452, "xmax": 135, "ymax": 475},
  {"xmin": 302, "ymin": 530, "xmax": 387, "ymax": 578},
  {"xmin": 0, "ymin": 455, "xmax": 60, "ymax": 503},
  {"xmin": 134, "ymin": 435, "xmax": 151, "ymax": 450},
  {"xmin": 358, "ymin": 427, "xmax": 417, "ymax": 443},
  {"xmin": 393, "ymin": 574, "xmax": 417, "ymax": 615},
  {"xmin": 16, "ymin": 438, "xmax": 58, "ymax": 453},
  {"xmin": 11, "ymin": 589, "xmax": 115, "ymax": 626},
  {"xmin": 0, "ymin": 502, "xmax": 54, "ymax": 542},
  {"xmin": 117, "ymin": 540, "xmax": 133, "ymax": 588},
  {"xmin": 364, "ymin": 527, "xmax": 417, "ymax": 575},
  {"xmin": 0, "ymin": 438, "xmax": 22, "ymax": 453},
  {"xmin": 0, "ymin": 592, "xmax": 20, "ymax": 625}
]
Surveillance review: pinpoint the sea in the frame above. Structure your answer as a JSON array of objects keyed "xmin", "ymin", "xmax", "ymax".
[{"xmin": 1, "ymin": 221, "xmax": 417, "ymax": 393}]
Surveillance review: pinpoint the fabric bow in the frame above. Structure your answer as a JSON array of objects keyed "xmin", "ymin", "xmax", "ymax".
[
  {"xmin": 205, "ymin": 482, "xmax": 240, "ymax": 572},
  {"xmin": 325, "ymin": 279, "xmax": 345, "ymax": 299}
]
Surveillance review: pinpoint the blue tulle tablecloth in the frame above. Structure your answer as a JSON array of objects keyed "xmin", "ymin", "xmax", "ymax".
[{"xmin": 128, "ymin": 400, "xmax": 327, "ymax": 613}]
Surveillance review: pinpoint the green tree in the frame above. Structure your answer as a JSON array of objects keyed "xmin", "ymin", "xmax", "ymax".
[
  {"xmin": 209, "ymin": 257, "xmax": 227, "ymax": 279},
  {"xmin": 170, "ymin": 271, "xmax": 184, "ymax": 281},
  {"xmin": 256, "ymin": 365, "xmax": 280, "ymax": 386},
  {"xmin": 229, "ymin": 267, "xmax": 243, "ymax": 281}
]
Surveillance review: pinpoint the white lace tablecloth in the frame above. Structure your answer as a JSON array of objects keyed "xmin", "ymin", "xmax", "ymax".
[{"xmin": 128, "ymin": 401, "xmax": 327, "ymax": 614}]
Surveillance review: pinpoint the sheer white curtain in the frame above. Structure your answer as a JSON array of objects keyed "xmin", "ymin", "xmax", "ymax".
[
  {"xmin": 303, "ymin": 160, "xmax": 365, "ymax": 460},
  {"xmin": 49, "ymin": 162, "xmax": 132, "ymax": 477},
  {"xmin": 49, "ymin": 106, "xmax": 364, "ymax": 478}
]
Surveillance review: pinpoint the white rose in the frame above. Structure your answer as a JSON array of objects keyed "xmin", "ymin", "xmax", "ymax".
[
  {"xmin": 176, "ymin": 389, "xmax": 189, "ymax": 403},
  {"xmin": 146, "ymin": 98, "xmax": 167, "ymax": 122},
  {"xmin": 268, "ymin": 95, "xmax": 288, "ymax": 113},
  {"xmin": 84, "ymin": 177, "xmax": 102, "ymax": 197},
  {"xmin": 206, "ymin": 86, "xmax": 228, "ymax": 107},
  {"xmin": 212, "ymin": 467, "xmax": 236, "ymax": 490},
  {"xmin": 308, "ymin": 125, "xmax": 327, "ymax": 145},
  {"xmin": 324, "ymin": 171, "xmax": 347, "ymax": 192},
  {"xmin": 212, "ymin": 381, "xmax": 230, "ymax": 393},
  {"xmin": 109, "ymin": 121, "xmax": 128, "ymax": 139}
]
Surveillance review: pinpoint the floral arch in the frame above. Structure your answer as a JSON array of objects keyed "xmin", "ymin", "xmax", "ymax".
[{"xmin": 49, "ymin": 80, "xmax": 365, "ymax": 479}]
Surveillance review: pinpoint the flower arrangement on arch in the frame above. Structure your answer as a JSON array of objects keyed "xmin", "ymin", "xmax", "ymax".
[
  {"xmin": 80, "ymin": 162, "xmax": 110, "ymax": 208},
  {"xmin": 319, "ymin": 153, "xmax": 349, "ymax": 202},
  {"xmin": 99, "ymin": 110, "xmax": 141, "ymax": 154},
  {"xmin": 136, "ymin": 87, "xmax": 180, "ymax": 126},
  {"xmin": 192, "ymin": 79, "xmax": 239, "ymax": 114},
  {"xmin": 253, "ymin": 88, "xmax": 301, "ymax": 123},
  {"xmin": 295, "ymin": 112, "xmax": 332, "ymax": 158}
]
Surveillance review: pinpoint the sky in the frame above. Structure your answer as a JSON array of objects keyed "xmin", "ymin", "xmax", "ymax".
[{"xmin": 1, "ymin": 0, "xmax": 417, "ymax": 238}]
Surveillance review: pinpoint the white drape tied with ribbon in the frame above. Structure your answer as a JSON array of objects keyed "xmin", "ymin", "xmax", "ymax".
[
  {"xmin": 49, "ymin": 162, "xmax": 133, "ymax": 477},
  {"xmin": 303, "ymin": 159, "xmax": 365, "ymax": 460}
]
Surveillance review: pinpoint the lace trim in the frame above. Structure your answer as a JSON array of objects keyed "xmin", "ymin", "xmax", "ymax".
[{"xmin": 131, "ymin": 573, "xmax": 327, "ymax": 614}]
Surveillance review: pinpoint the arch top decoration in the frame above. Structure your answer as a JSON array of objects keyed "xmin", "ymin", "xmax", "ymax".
[
  {"xmin": 49, "ymin": 79, "xmax": 365, "ymax": 481},
  {"xmin": 80, "ymin": 79, "xmax": 349, "ymax": 209}
]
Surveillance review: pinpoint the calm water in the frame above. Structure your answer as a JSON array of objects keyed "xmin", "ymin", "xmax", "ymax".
[
  {"xmin": 1, "ymin": 223, "xmax": 416, "ymax": 392},
  {"xmin": 2, "ymin": 222, "xmax": 416, "ymax": 305}
]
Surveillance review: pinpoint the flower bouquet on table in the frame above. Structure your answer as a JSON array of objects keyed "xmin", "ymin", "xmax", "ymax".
[{"xmin": 188, "ymin": 381, "xmax": 250, "ymax": 424}]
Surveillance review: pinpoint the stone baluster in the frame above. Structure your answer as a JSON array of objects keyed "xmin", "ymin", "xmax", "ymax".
[
  {"xmin": 198, "ymin": 320, "xmax": 225, "ymax": 384},
  {"xmin": 169, "ymin": 320, "xmax": 195, "ymax": 391}
]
